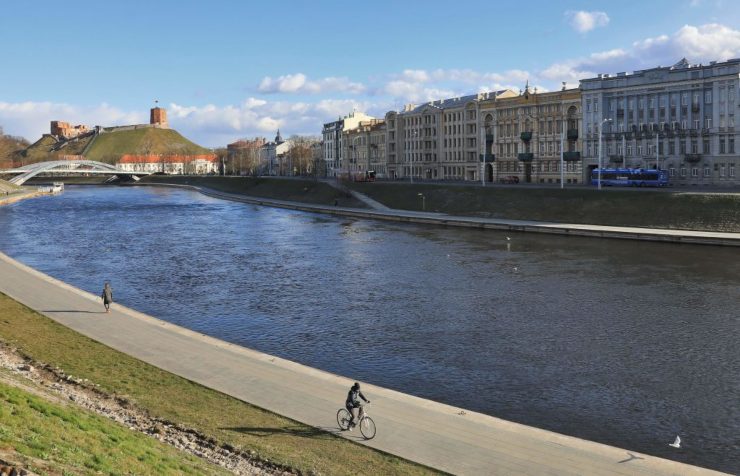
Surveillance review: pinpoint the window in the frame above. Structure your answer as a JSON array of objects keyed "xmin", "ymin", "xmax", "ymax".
[
  {"xmin": 730, "ymin": 137, "xmax": 735, "ymax": 154},
  {"xmin": 637, "ymin": 145, "xmax": 643, "ymax": 156},
  {"xmin": 705, "ymin": 90, "xmax": 712, "ymax": 103},
  {"xmin": 680, "ymin": 167, "xmax": 687, "ymax": 177},
  {"xmin": 694, "ymin": 119, "xmax": 700, "ymax": 129},
  {"xmin": 704, "ymin": 166, "xmax": 711, "ymax": 177},
  {"xmin": 594, "ymin": 101, "xmax": 599, "ymax": 113},
  {"xmin": 586, "ymin": 100, "xmax": 591, "ymax": 113},
  {"xmin": 704, "ymin": 139, "xmax": 710, "ymax": 154},
  {"xmin": 720, "ymin": 165, "xmax": 725, "ymax": 177},
  {"xmin": 706, "ymin": 117, "xmax": 712, "ymax": 129},
  {"xmin": 730, "ymin": 165, "xmax": 735, "ymax": 177},
  {"xmin": 626, "ymin": 145, "xmax": 632, "ymax": 156},
  {"xmin": 682, "ymin": 93, "xmax": 688, "ymax": 106},
  {"xmin": 691, "ymin": 141, "xmax": 698, "ymax": 153},
  {"xmin": 720, "ymin": 136, "xmax": 726, "ymax": 154},
  {"xmin": 692, "ymin": 168, "xmax": 698, "ymax": 177},
  {"xmin": 680, "ymin": 141, "xmax": 686, "ymax": 154},
  {"xmin": 669, "ymin": 167, "xmax": 676, "ymax": 176}
]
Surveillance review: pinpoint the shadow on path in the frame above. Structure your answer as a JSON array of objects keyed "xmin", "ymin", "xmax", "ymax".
[{"xmin": 221, "ymin": 425, "xmax": 337, "ymax": 440}]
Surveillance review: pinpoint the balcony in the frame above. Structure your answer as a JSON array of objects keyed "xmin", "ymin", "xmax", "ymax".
[
  {"xmin": 685, "ymin": 153, "xmax": 702, "ymax": 163},
  {"xmin": 692, "ymin": 103, "xmax": 700, "ymax": 112},
  {"xmin": 517, "ymin": 152, "xmax": 534, "ymax": 162},
  {"xmin": 701, "ymin": 128, "xmax": 709, "ymax": 135},
  {"xmin": 689, "ymin": 129, "xmax": 699, "ymax": 137},
  {"xmin": 520, "ymin": 131, "xmax": 532, "ymax": 142},
  {"xmin": 608, "ymin": 155, "xmax": 624, "ymax": 163},
  {"xmin": 616, "ymin": 109, "xmax": 624, "ymax": 116},
  {"xmin": 563, "ymin": 151, "xmax": 581, "ymax": 161},
  {"xmin": 485, "ymin": 134, "xmax": 494, "ymax": 142},
  {"xmin": 567, "ymin": 129, "xmax": 579, "ymax": 141}
]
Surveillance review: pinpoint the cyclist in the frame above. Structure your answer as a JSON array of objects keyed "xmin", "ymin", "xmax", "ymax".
[{"xmin": 345, "ymin": 382, "xmax": 370, "ymax": 429}]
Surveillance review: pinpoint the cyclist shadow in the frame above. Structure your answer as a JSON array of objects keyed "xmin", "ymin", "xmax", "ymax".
[{"xmin": 220, "ymin": 426, "xmax": 337, "ymax": 440}]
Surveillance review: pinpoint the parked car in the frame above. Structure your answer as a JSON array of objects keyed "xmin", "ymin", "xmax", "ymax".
[{"xmin": 500, "ymin": 175, "xmax": 520, "ymax": 184}]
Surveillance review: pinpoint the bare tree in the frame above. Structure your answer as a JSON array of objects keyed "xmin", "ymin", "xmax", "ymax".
[{"xmin": 287, "ymin": 135, "xmax": 320, "ymax": 176}]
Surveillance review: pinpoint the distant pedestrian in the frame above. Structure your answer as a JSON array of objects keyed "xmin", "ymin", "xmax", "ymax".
[
  {"xmin": 334, "ymin": 199, "xmax": 339, "ymax": 206},
  {"xmin": 101, "ymin": 281, "xmax": 113, "ymax": 313}
]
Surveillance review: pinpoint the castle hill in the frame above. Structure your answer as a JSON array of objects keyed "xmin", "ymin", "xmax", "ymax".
[{"xmin": 0, "ymin": 2, "xmax": 738, "ymax": 476}]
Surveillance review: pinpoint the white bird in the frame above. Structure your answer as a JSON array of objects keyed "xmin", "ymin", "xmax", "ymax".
[
  {"xmin": 668, "ymin": 436, "xmax": 681, "ymax": 448},
  {"xmin": 506, "ymin": 236, "xmax": 511, "ymax": 241},
  {"xmin": 513, "ymin": 267, "xmax": 519, "ymax": 272}
]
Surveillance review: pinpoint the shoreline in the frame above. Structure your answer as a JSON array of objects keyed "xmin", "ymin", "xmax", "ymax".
[
  {"xmin": 0, "ymin": 250, "xmax": 728, "ymax": 475},
  {"xmin": 131, "ymin": 182, "xmax": 740, "ymax": 247}
]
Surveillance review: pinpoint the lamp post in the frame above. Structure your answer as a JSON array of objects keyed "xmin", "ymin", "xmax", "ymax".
[
  {"xmin": 598, "ymin": 118, "xmax": 612, "ymax": 190},
  {"xmin": 409, "ymin": 129, "xmax": 417, "ymax": 184},
  {"xmin": 417, "ymin": 192, "xmax": 425, "ymax": 211}
]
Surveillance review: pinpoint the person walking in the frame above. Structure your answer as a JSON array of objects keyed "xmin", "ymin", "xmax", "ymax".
[{"xmin": 101, "ymin": 281, "xmax": 113, "ymax": 313}]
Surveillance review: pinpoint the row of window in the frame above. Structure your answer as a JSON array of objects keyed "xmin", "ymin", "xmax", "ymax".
[
  {"xmin": 586, "ymin": 135, "xmax": 736, "ymax": 156},
  {"xmin": 669, "ymin": 165, "xmax": 736, "ymax": 178},
  {"xmin": 497, "ymin": 161, "xmax": 580, "ymax": 172}
]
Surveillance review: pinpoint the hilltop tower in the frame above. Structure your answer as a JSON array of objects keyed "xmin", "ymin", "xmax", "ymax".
[{"xmin": 150, "ymin": 107, "xmax": 169, "ymax": 129}]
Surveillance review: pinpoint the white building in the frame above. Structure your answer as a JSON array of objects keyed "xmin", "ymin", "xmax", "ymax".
[{"xmin": 322, "ymin": 111, "xmax": 376, "ymax": 177}]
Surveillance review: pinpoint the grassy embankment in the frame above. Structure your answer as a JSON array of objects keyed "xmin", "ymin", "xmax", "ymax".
[
  {"xmin": 0, "ymin": 293, "xmax": 437, "ymax": 476},
  {"xmin": 141, "ymin": 175, "xmax": 367, "ymax": 208},
  {"xmin": 0, "ymin": 377, "xmax": 228, "ymax": 475},
  {"xmin": 85, "ymin": 128, "xmax": 212, "ymax": 163},
  {"xmin": 347, "ymin": 181, "xmax": 740, "ymax": 232}
]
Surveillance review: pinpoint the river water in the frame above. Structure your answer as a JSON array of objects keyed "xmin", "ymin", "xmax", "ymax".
[{"xmin": 0, "ymin": 186, "xmax": 737, "ymax": 473}]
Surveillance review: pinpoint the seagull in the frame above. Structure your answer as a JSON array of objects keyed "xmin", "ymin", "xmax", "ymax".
[
  {"xmin": 506, "ymin": 236, "xmax": 511, "ymax": 241},
  {"xmin": 513, "ymin": 267, "xmax": 519, "ymax": 272},
  {"xmin": 669, "ymin": 436, "xmax": 681, "ymax": 448}
]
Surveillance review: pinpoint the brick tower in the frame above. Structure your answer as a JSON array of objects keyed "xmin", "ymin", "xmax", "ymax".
[{"xmin": 150, "ymin": 106, "xmax": 169, "ymax": 128}]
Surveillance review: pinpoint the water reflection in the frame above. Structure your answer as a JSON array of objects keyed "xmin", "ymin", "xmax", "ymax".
[{"xmin": 0, "ymin": 186, "xmax": 737, "ymax": 473}]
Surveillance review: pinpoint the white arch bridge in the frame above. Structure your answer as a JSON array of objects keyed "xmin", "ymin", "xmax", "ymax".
[{"xmin": 0, "ymin": 160, "xmax": 152, "ymax": 185}]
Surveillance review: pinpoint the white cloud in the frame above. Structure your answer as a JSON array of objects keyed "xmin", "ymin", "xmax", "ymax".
[
  {"xmin": 566, "ymin": 11, "xmax": 610, "ymax": 33},
  {"xmin": 0, "ymin": 101, "xmax": 144, "ymax": 142},
  {"xmin": 257, "ymin": 73, "xmax": 365, "ymax": 94},
  {"xmin": 540, "ymin": 23, "xmax": 740, "ymax": 84}
]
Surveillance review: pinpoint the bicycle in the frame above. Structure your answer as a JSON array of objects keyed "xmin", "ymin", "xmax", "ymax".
[{"xmin": 337, "ymin": 403, "xmax": 376, "ymax": 440}]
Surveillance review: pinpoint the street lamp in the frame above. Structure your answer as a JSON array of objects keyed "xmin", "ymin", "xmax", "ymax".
[
  {"xmin": 409, "ymin": 129, "xmax": 417, "ymax": 184},
  {"xmin": 598, "ymin": 118, "xmax": 612, "ymax": 190},
  {"xmin": 417, "ymin": 192, "xmax": 425, "ymax": 211}
]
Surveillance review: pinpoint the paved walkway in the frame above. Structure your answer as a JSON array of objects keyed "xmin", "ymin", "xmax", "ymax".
[{"xmin": 0, "ymin": 252, "xmax": 726, "ymax": 475}]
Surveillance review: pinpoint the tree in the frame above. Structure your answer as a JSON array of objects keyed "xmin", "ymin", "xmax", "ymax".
[{"xmin": 287, "ymin": 135, "xmax": 320, "ymax": 176}]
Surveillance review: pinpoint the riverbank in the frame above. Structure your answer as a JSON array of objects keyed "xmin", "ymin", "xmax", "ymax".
[
  {"xmin": 0, "ymin": 251, "xmax": 727, "ymax": 475},
  {"xmin": 0, "ymin": 190, "xmax": 43, "ymax": 206},
  {"xmin": 131, "ymin": 181, "xmax": 740, "ymax": 247},
  {"xmin": 141, "ymin": 176, "xmax": 740, "ymax": 233},
  {"xmin": 0, "ymin": 287, "xmax": 435, "ymax": 475}
]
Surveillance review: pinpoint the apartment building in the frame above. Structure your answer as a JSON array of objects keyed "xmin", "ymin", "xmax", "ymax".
[
  {"xmin": 341, "ymin": 119, "xmax": 387, "ymax": 178},
  {"xmin": 385, "ymin": 90, "xmax": 516, "ymax": 182},
  {"xmin": 581, "ymin": 58, "xmax": 739, "ymax": 186},
  {"xmin": 322, "ymin": 111, "xmax": 375, "ymax": 177},
  {"xmin": 483, "ymin": 84, "xmax": 583, "ymax": 184}
]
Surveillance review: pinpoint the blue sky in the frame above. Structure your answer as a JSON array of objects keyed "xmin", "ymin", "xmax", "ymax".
[{"xmin": 1, "ymin": 0, "xmax": 739, "ymax": 146}]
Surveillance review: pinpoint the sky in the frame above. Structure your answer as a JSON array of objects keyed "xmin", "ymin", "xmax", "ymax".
[{"xmin": 1, "ymin": 0, "xmax": 739, "ymax": 147}]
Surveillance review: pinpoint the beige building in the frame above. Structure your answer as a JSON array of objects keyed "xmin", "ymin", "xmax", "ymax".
[
  {"xmin": 483, "ymin": 84, "xmax": 583, "ymax": 184},
  {"xmin": 341, "ymin": 119, "xmax": 387, "ymax": 178},
  {"xmin": 385, "ymin": 90, "xmax": 517, "ymax": 181},
  {"xmin": 322, "ymin": 111, "xmax": 376, "ymax": 177}
]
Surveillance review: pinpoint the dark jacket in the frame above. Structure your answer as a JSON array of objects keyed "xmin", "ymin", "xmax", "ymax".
[
  {"xmin": 346, "ymin": 387, "xmax": 368, "ymax": 407},
  {"xmin": 102, "ymin": 285, "xmax": 113, "ymax": 303}
]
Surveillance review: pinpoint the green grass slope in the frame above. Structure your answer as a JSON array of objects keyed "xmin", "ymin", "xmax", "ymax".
[
  {"xmin": 85, "ymin": 128, "xmax": 211, "ymax": 163},
  {"xmin": 0, "ymin": 379, "xmax": 228, "ymax": 475},
  {"xmin": 16, "ymin": 134, "xmax": 95, "ymax": 164}
]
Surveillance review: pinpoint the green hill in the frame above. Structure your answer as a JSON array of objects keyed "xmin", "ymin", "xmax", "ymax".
[
  {"xmin": 85, "ymin": 128, "xmax": 212, "ymax": 163},
  {"xmin": 0, "ymin": 133, "xmax": 30, "ymax": 165},
  {"xmin": 16, "ymin": 133, "xmax": 95, "ymax": 164}
]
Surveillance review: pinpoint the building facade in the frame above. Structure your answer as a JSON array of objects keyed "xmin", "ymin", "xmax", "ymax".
[
  {"xmin": 227, "ymin": 137, "xmax": 267, "ymax": 175},
  {"xmin": 116, "ymin": 154, "xmax": 218, "ymax": 174},
  {"xmin": 341, "ymin": 119, "xmax": 386, "ymax": 178},
  {"xmin": 483, "ymin": 85, "xmax": 583, "ymax": 184},
  {"xmin": 581, "ymin": 58, "xmax": 739, "ymax": 186},
  {"xmin": 322, "ymin": 111, "xmax": 375, "ymax": 177},
  {"xmin": 261, "ymin": 130, "xmax": 291, "ymax": 175}
]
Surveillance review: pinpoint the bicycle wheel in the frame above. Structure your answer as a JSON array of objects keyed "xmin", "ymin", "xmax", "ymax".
[
  {"xmin": 336, "ymin": 408, "xmax": 351, "ymax": 430},
  {"xmin": 359, "ymin": 416, "xmax": 376, "ymax": 439}
]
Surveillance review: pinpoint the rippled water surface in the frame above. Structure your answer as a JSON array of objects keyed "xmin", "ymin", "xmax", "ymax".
[{"xmin": 0, "ymin": 186, "xmax": 738, "ymax": 473}]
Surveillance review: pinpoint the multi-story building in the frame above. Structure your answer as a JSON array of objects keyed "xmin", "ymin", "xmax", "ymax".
[
  {"xmin": 384, "ymin": 90, "xmax": 516, "ymax": 182},
  {"xmin": 322, "ymin": 111, "xmax": 375, "ymax": 177},
  {"xmin": 483, "ymin": 84, "xmax": 583, "ymax": 184},
  {"xmin": 261, "ymin": 130, "xmax": 290, "ymax": 175},
  {"xmin": 341, "ymin": 119, "xmax": 386, "ymax": 178},
  {"xmin": 581, "ymin": 58, "xmax": 739, "ymax": 186},
  {"xmin": 116, "ymin": 154, "xmax": 218, "ymax": 174}
]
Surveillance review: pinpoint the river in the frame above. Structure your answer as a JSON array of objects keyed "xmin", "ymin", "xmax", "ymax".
[{"xmin": 0, "ymin": 185, "xmax": 737, "ymax": 473}]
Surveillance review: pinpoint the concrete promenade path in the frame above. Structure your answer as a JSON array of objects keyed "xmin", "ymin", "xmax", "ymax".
[{"xmin": 0, "ymin": 252, "xmax": 727, "ymax": 475}]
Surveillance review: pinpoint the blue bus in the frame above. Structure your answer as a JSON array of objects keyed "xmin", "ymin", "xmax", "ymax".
[{"xmin": 591, "ymin": 168, "xmax": 669, "ymax": 187}]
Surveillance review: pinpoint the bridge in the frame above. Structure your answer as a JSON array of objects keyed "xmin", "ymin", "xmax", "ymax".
[{"xmin": 0, "ymin": 160, "xmax": 151, "ymax": 185}]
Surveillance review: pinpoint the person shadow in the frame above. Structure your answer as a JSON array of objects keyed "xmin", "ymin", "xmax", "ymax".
[{"xmin": 220, "ymin": 426, "xmax": 336, "ymax": 440}]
